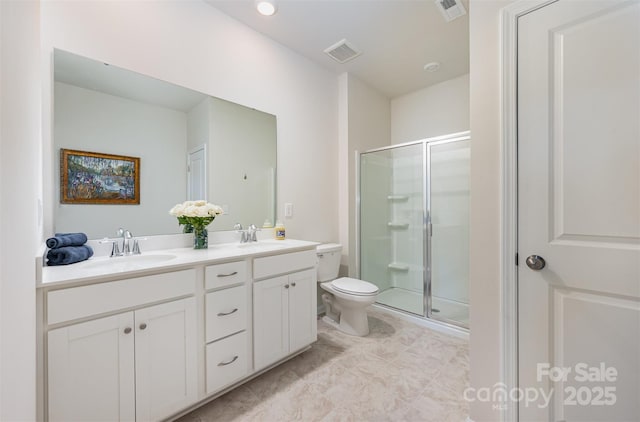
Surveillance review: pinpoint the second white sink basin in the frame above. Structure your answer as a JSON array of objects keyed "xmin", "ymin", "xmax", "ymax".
[{"xmin": 232, "ymin": 240, "xmax": 290, "ymax": 250}]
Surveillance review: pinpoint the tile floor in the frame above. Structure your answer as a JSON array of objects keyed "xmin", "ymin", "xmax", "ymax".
[{"xmin": 178, "ymin": 308, "xmax": 470, "ymax": 422}]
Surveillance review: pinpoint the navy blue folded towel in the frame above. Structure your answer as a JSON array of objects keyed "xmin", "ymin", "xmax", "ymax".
[
  {"xmin": 46, "ymin": 233, "xmax": 88, "ymax": 249},
  {"xmin": 46, "ymin": 245, "xmax": 94, "ymax": 266}
]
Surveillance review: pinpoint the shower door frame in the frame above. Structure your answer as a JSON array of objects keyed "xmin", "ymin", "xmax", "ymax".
[{"xmin": 356, "ymin": 131, "xmax": 470, "ymax": 329}]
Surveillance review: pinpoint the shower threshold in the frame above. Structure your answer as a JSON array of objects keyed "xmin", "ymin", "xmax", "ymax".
[{"xmin": 376, "ymin": 287, "xmax": 469, "ymax": 327}]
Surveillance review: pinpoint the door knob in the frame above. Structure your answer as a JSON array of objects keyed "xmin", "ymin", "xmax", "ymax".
[{"xmin": 526, "ymin": 255, "xmax": 546, "ymax": 270}]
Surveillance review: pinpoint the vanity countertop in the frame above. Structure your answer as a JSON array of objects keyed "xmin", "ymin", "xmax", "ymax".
[{"xmin": 39, "ymin": 239, "xmax": 319, "ymax": 288}]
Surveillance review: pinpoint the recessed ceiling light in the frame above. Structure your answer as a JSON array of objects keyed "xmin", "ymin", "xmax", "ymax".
[
  {"xmin": 256, "ymin": 0, "xmax": 277, "ymax": 16},
  {"xmin": 423, "ymin": 62, "xmax": 441, "ymax": 72}
]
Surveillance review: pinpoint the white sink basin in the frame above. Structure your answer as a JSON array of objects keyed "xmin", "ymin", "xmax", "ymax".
[
  {"xmin": 232, "ymin": 240, "xmax": 289, "ymax": 250},
  {"xmin": 84, "ymin": 254, "xmax": 177, "ymax": 271}
]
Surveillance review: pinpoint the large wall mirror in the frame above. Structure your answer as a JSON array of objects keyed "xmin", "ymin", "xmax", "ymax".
[{"xmin": 53, "ymin": 49, "xmax": 277, "ymax": 239}]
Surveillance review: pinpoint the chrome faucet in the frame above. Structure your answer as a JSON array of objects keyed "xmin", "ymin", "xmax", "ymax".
[
  {"xmin": 234, "ymin": 223, "xmax": 260, "ymax": 243},
  {"xmin": 99, "ymin": 228, "xmax": 143, "ymax": 257}
]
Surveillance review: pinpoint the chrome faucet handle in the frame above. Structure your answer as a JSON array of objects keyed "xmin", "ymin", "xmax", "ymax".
[
  {"xmin": 131, "ymin": 237, "xmax": 147, "ymax": 255},
  {"xmin": 234, "ymin": 223, "xmax": 249, "ymax": 243},
  {"xmin": 112, "ymin": 242, "xmax": 121, "ymax": 257},
  {"xmin": 99, "ymin": 238, "xmax": 121, "ymax": 257}
]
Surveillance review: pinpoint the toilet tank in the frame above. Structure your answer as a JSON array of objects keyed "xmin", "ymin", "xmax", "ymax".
[{"xmin": 316, "ymin": 243, "xmax": 342, "ymax": 282}]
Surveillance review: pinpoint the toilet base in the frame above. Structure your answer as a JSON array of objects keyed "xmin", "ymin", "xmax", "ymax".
[{"xmin": 322, "ymin": 308, "xmax": 370, "ymax": 337}]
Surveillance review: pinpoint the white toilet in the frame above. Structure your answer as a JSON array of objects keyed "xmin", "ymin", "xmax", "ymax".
[{"xmin": 316, "ymin": 243, "xmax": 379, "ymax": 336}]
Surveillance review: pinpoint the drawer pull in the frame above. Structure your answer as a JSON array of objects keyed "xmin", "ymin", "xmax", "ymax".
[
  {"xmin": 218, "ymin": 356, "xmax": 239, "ymax": 366},
  {"xmin": 217, "ymin": 308, "xmax": 239, "ymax": 317},
  {"xmin": 217, "ymin": 271, "xmax": 238, "ymax": 278},
  {"xmin": 124, "ymin": 327, "xmax": 132, "ymax": 334}
]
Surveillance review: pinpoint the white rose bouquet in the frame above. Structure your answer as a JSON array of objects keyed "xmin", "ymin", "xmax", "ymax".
[{"xmin": 169, "ymin": 200, "xmax": 223, "ymax": 249}]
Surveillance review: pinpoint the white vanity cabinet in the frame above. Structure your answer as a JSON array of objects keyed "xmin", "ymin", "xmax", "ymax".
[
  {"xmin": 46, "ymin": 270, "xmax": 198, "ymax": 422},
  {"xmin": 39, "ymin": 240, "xmax": 319, "ymax": 422},
  {"xmin": 253, "ymin": 250, "xmax": 317, "ymax": 371}
]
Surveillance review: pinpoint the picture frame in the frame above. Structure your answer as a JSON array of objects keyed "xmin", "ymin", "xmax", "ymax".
[{"xmin": 60, "ymin": 148, "xmax": 140, "ymax": 204}]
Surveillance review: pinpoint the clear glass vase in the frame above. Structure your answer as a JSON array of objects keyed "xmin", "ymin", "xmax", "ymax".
[{"xmin": 193, "ymin": 227, "xmax": 208, "ymax": 249}]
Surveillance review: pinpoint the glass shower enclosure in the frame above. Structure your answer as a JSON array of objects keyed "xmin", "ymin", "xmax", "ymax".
[{"xmin": 358, "ymin": 132, "xmax": 470, "ymax": 328}]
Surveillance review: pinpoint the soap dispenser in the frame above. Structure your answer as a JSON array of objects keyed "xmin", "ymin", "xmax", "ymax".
[{"xmin": 275, "ymin": 220, "xmax": 285, "ymax": 240}]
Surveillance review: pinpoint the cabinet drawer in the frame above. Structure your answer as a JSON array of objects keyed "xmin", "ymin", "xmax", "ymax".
[
  {"xmin": 206, "ymin": 331, "xmax": 248, "ymax": 395},
  {"xmin": 47, "ymin": 269, "xmax": 196, "ymax": 325},
  {"xmin": 205, "ymin": 261, "xmax": 247, "ymax": 290},
  {"xmin": 253, "ymin": 250, "xmax": 316, "ymax": 280},
  {"xmin": 206, "ymin": 285, "xmax": 247, "ymax": 342}
]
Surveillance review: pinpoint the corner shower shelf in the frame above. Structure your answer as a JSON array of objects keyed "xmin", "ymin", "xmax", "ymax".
[
  {"xmin": 388, "ymin": 262, "xmax": 410, "ymax": 272},
  {"xmin": 387, "ymin": 222, "xmax": 409, "ymax": 229},
  {"xmin": 387, "ymin": 195, "xmax": 409, "ymax": 201}
]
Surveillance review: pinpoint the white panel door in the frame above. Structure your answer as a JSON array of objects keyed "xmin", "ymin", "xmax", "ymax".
[
  {"xmin": 253, "ymin": 275, "xmax": 289, "ymax": 370},
  {"xmin": 288, "ymin": 269, "xmax": 317, "ymax": 352},
  {"xmin": 187, "ymin": 145, "xmax": 206, "ymax": 201},
  {"xmin": 48, "ymin": 313, "xmax": 135, "ymax": 422},
  {"xmin": 518, "ymin": 1, "xmax": 640, "ymax": 421},
  {"xmin": 134, "ymin": 298, "xmax": 197, "ymax": 422}
]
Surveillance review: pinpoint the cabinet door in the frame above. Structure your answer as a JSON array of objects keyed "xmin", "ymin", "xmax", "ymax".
[
  {"xmin": 134, "ymin": 298, "xmax": 197, "ymax": 422},
  {"xmin": 288, "ymin": 269, "xmax": 317, "ymax": 352},
  {"xmin": 48, "ymin": 313, "xmax": 135, "ymax": 422},
  {"xmin": 253, "ymin": 275, "xmax": 289, "ymax": 370}
]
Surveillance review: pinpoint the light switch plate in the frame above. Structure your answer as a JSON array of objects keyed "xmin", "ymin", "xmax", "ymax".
[{"xmin": 284, "ymin": 203, "xmax": 293, "ymax": 218}]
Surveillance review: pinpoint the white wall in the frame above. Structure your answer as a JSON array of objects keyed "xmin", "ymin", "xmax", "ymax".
[
  {"xmin": 41, "ymin": 0, "xmax": 339, "ymax": 244},
  {"xmin": 391, "ymin": 73, "xmax": 469, "ymax": 144},
  {"xmin": 468, "ymin": 1, "xmax": 515, "ymax": 421},
  {"xmin": 0, "ymin": 0, "xmax": 41, "ymax": 419},
  {"xmin": 338, "ymin": 73, "xmax": 391, "ymax": 275},
  {"xmin": 54, "ymin": 82, "xmax": 188, "ymax": 238}
]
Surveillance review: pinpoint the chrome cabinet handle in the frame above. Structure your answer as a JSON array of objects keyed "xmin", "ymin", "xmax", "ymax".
[
  {"xmin": 525, "ymin": 255, "xmax": 546, "ymax": 271},
  {"xmin": 218, "ymin": 356, "xmax": 239, "ymax": 366},
  {"xmin": 217, "ymin": 271, "xmax": 238, "ymax": 278},
  {"xmin": 217, "ymin": 308, "xmax": 238, "ymax": 317},
  {"xmin": 139, "ymin": 323, "xmax": 147, "ymax": 330},
  {"xmin": 124, "ymin": 327, "xmax": 132, "ymax": 334}
]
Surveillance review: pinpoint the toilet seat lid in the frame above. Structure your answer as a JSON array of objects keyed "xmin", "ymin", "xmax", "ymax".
[{"xmin": 331, "ymin": 277, "xmax": 379, "ymax": 296}]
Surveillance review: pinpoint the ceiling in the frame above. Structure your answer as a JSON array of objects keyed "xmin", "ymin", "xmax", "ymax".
[{"xmin": 205, "ymin": 0, "xmax": 469, "ymax": 99}]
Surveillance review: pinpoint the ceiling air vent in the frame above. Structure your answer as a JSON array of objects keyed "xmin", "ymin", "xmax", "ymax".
[
  {"xmin": 324, "ymin": 39, "xmax": 362, "ymax": 64},
  {"xmin": 435, "ymin": 0, "xmax": 467, "ymax": 22}
]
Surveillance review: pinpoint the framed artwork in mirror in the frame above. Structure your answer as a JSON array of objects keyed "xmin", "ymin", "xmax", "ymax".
[{"xmin": 60, "ymin": 148, "xmax": 140, "ymax": 204}]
